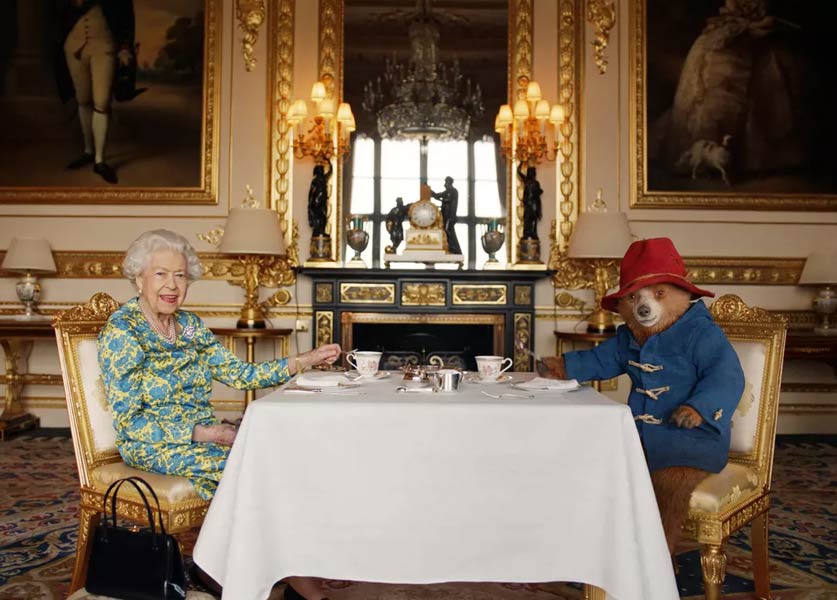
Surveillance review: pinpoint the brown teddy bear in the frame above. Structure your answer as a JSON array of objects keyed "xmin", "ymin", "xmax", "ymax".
[{"xmin": 543, "ymin": 237, "xmax": 745, "ymax": 555}]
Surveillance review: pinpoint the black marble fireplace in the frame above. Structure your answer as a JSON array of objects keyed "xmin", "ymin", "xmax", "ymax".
[{"xmin": 304, "ymin": 268, "xmax": 548, "ymax": 372}]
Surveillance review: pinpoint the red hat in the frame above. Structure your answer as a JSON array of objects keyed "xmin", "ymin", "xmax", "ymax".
[{"xmin": 601, "ymin": 237, "xmax": 714, "ymax": 312}]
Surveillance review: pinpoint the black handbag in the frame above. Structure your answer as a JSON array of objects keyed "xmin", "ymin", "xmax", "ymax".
[{"xmin": 86, "ymin": 476, "xmax": 187, "ymax": 600}]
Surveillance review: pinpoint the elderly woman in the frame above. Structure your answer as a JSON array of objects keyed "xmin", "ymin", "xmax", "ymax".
[{"xmin": 98, "ymin": 229, "xmax": 338, "ymax": 600}]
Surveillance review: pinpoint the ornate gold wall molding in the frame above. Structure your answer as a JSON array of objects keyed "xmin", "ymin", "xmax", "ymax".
[
  {"xmin": 586, "ymin": 0, "xmax": 615, "ymax": 74},
  {"xmin": 550, "ymin": 255, "xmax": 806, "ymax": 290},
  {"xmin": 268, "ymin": 0, "xmax": 297, "ymax": 263},
  {"xmin": 548, "ymin": 0, "xmax": 582, "ymax": 263},
  {"xmin": 513, "ymin": 313, "xmax": 533, "ymax": 371},
  {"xmin": 685, "ymin": 258, "xmax": 805, "ymax": 286},
  {"xmin": 236, "ymin": 0, "xmax": 265, "ymax": 72}
]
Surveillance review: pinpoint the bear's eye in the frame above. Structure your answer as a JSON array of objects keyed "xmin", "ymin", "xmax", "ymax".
[{"xmin": 655, "ymin": 288, "xmax": 665, "ymax": 298}]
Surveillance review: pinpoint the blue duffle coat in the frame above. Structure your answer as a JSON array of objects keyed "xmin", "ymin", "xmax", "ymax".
[{"xmin": 564, "ymin": 301, "xmax": 744, "ymax": 473}]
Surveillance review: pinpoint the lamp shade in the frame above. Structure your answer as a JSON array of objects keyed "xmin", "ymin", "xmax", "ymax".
[
  {"xmin": 568, "ymin": 211, "xmax": 633, "ymax": 259},
  {"xmin": 219, "ymin": 208, "xmax": 285, "ymax": 255},
  {"xmin": 799, "ymin": 251, "xmax": 837, "ymax": 285},
  {"xmin": 2, "ymin": 237, "xmax": 56, "ymax": 273}
]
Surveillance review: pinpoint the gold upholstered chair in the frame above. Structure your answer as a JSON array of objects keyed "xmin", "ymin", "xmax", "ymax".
[
  {"xmin": 682, "ymin": 295, "xmax": 787, "ymax": 600},
  {"xmin": 53, "ymin": 293, "xmax": 210, "ymax": 593}
]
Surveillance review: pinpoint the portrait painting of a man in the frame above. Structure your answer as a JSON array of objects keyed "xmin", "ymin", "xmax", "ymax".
[
  {"xmin": 0, "ymin": 0, "xmax": 217, "ymax": 203},
  {"xmin": 634, "ymin": 0, "xmax": 837, "ymax": 209}
]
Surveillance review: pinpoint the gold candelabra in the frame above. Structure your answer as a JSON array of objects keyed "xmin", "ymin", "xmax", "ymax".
[
  {"xmin": 289, "ymin": 81, "xmax": 355, "ymax": 163},
  {"xmin": 494, "ymin": 81, "xmax": 564, "ymax": 166}
]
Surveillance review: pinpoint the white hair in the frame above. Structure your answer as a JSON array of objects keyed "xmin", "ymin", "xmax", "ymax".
[{"xmin": 122, "ymin": 229, "xmax": 203, "ymax": 283}]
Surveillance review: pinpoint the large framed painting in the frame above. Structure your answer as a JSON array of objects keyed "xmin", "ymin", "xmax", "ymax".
[
  {"xmin": 0, "ymin": 0, "xmax": 219, "ymax": 204},
  {"xmin": 631, "ymin": 0, "xmax": 837, "ymax": 210}
]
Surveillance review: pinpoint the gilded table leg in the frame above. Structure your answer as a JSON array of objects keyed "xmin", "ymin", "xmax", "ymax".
[
  {"xmin": 751, "ymin": 511, "xmax": 772, "ymax": 599},
  {"xmin": 700, "ymin": 543, "xmax": 727, "ymax": 600},
  {"xmin": 583, "ymin": 584, "xmax": 607, "ymax": 600},
  {"xmin": 0, "ymin": 339, "xmax": 40, "ymax": 440}
]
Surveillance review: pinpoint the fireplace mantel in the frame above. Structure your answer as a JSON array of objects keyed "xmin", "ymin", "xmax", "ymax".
[{"xmin": 303, "ymin": 268, "xmax": 549, "ymax": 372}]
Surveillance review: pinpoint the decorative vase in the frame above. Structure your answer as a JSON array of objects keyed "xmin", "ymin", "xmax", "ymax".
[
  {"xmin": 480, "ymin": 225, "xmax": 505, "ymax": 270},
  {"xmin": 346, "ymin": 218, "xmax": 370, "ymax": 267}
]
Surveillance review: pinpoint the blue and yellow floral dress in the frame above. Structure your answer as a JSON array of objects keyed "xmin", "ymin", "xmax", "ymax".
[{"xmin": 98, "ymin": 297, "xmax": 291, "ymax": 499}]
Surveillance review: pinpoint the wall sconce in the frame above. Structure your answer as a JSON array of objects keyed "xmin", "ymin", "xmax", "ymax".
[
  {"xmin": 799, "ymin": 250, "xmax": 837, "ymax": 335},
  {"xmin": 219, "ymin": 208, "xmax": 287, "ymax": 329},
  {"xmin": 495, "ymin": 81, "xmax": 565, "ymax": 264},
  {"xmin": 567, "ymin": 190, "xmax": 632, "ymax": 333},
  {"xmin": 289, "ymin": 82, "xmax": 355, "ymax": 264},
  {"xmin": 289, "ymin": 81, "xmax": 355, "ymax": 163},
  {"xmin": 1, "ymin": 237, "xmax": 57, "ymax": 319}
]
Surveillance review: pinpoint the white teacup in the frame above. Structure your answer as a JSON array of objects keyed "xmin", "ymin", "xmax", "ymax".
[
  {"xmin": 346, "ymin": 350, "xmax": 382, "ymax": 377},
  {"xmin": 475, "ymin": 355, "xmax": 513, "ymax": 381}
]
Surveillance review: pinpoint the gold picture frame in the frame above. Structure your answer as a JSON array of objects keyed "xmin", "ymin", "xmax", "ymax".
[
  {"xmin": 630, "ymin": 0, "xmax": 837, "ymax": 211},
  {"xmin": 0, "ymin": 0, "xmax": 220, "ymax": 205}
]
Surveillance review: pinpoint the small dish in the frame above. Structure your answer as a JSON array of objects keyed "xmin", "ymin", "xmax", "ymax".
[
  {"xmin": 344, "ymin": 370, "xmax": 390, "ymax": 381},
  {"xmin": 401, "ymin": 378, "xmax": 431, "ymax": 388},
  {"xmin": 511, "ymin": 381, "xmax": 582, "ymax": 392},
  {"xmin": 465, "ymin": 374, "xmax": 513, "ymax": 385}
]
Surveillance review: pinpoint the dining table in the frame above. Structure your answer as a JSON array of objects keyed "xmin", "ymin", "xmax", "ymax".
[{"xmin": 193, "ymin": 370, "xmax": 679, "ymax": 600}]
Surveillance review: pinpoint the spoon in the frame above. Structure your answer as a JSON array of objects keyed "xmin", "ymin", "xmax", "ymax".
[{"xmin": 514, "ymin": 339, "xmax": 547, "ymax": 373}]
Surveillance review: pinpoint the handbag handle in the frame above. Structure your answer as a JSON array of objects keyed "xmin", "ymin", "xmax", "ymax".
[{"xmin": 100, "ymin": 476, "xmax": 168, "ymax": 548}]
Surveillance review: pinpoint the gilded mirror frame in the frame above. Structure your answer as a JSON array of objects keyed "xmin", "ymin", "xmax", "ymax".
[{"xmin": 275, "ymin": 0, "xmax": 582, "ymax": 268}]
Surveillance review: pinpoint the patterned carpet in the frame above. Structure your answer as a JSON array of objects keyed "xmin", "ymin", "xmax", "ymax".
[{"xmin": 1, "ymin": 432, "xmax": 834, "ymax": 600}]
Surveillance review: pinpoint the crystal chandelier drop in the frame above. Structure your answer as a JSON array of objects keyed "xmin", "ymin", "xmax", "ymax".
[{"xmin": 361, "ymin": 0, "xmax": 484, "ymax": 141}]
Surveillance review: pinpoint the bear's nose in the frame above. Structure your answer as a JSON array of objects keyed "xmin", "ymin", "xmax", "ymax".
[{"xmin": 637, "ymin": 304, "xmax": 651, "ymax": 318}]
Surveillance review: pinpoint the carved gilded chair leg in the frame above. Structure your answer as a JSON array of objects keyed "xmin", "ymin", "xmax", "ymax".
[
  {"xmin": 69, "ymin": 506, "xmax": 100, "ymax": 593},
  {"xmin": 700, "ymin": 543, "xmax": 726, "ymax": 600},
  {"xmin": 750, "ymin": 511, "xmax": 772, "ymax": 599}
]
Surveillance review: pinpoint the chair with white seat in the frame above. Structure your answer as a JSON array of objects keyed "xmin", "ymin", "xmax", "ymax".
[
  {"xmin": 682, "ymin": 294, "xmax": 787, "ymax": 600},
  {"xmin": 53, "ymin": 293, "xmax": 210, "ymax": 593}
]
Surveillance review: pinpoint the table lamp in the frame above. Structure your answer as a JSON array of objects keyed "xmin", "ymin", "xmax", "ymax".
[
  {"xmin": 2, "ymin": 237, "xmax": 57, "ymax": 318},
  {"xmin": 567, "ymin": 190, "xmax": 632, "ymax": 333},
  {"xmin": 219, "ymin": 208, "xmax": 285, "ymax": 328},
  {"xmin": 799, "ymin": 251, "xmax": 837, "ymax": 335}
]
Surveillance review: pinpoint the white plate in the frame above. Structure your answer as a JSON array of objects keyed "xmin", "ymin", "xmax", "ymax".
[
  {"xmin": 511, "ymin": 382, "xmax": 582, "ymax": 392},
  {"xmin": 465, "ymin": 374, "xmax": 513, "ymax": 384},
  {"xmin": 344, "ymin": 370, "xmax": 391, "ymax": 381}
]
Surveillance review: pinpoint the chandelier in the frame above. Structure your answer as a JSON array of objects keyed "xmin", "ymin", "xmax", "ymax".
[{"xmin": 361, "ymin": 0, "xmax": 484, "ymax": 141}]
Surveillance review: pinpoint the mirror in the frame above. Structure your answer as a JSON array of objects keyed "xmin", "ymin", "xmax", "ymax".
[{"xmin": 338, "ymin": 0, "xmax": 514, "ymax": 269}]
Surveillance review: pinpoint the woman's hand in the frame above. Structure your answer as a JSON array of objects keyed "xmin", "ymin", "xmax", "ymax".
[
  {"xmin": 292, "ymin": 343, "xmax": 342, "ymax": 373},
  {"xmin": 193, "ymin": 423, "xmax": 237, "ymax": 446}
]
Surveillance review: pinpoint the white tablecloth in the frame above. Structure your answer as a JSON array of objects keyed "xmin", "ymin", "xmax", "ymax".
[{"xmin": 193, "ymin": 374, "xmax": 678, "ymax": 600}]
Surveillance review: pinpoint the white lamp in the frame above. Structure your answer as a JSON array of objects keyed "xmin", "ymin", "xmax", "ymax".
[
  {"xmin": 219, "ymin": 208, "xmax": 286, "ymax": 328},
  {"xmin": 2, "ymin": 237, "xmax": 57, "ymax": 318},
  {"xmin": 799, "ymin": 251, "xmax": 837, "ymax": 335},
  {"xmin": 567, "ymin": 190, "xmax": 633, "ymax": 332}
]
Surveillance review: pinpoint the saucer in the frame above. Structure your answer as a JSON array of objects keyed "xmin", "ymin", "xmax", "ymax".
[
  {"xmin": 465, "ymin": 374, "xmax": 513, "ymax": 384},
  {"xmin": 344, "ymin": 370, "xmax": 390, "ymax": 381}
]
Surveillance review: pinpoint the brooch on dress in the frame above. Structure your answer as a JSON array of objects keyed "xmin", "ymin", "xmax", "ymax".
[
  {"xmin": 713, "ymin": 409, "xmax": 723, "ymax": 421},
  {"xmin": 182, "ymin": 325, "xmax": 196, "ymax": 340}
]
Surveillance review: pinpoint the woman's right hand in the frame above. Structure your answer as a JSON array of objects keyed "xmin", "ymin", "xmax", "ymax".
[{"xmin": 193, "ymin": 423, "xmax": 237, "ymax": 446}]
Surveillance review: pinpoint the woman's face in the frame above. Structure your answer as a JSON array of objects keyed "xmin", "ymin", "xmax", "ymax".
[{"xmin": 135, "ymin": 249, "xmax": 189, "ymax": 316}]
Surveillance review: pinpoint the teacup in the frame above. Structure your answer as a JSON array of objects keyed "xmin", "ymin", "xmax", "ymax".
[
  {"xmin": 346, "ymin": 350, "xmax": 382, "ymax": 377},
  {"xmin": 475, "ymin": 355, "xmax": 513, "ymax": 381}
]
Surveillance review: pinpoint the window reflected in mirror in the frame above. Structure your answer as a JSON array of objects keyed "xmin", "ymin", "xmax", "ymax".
[{"xmin": 343, "ymin": 0, "xmax": 508, "ymax": 269}]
